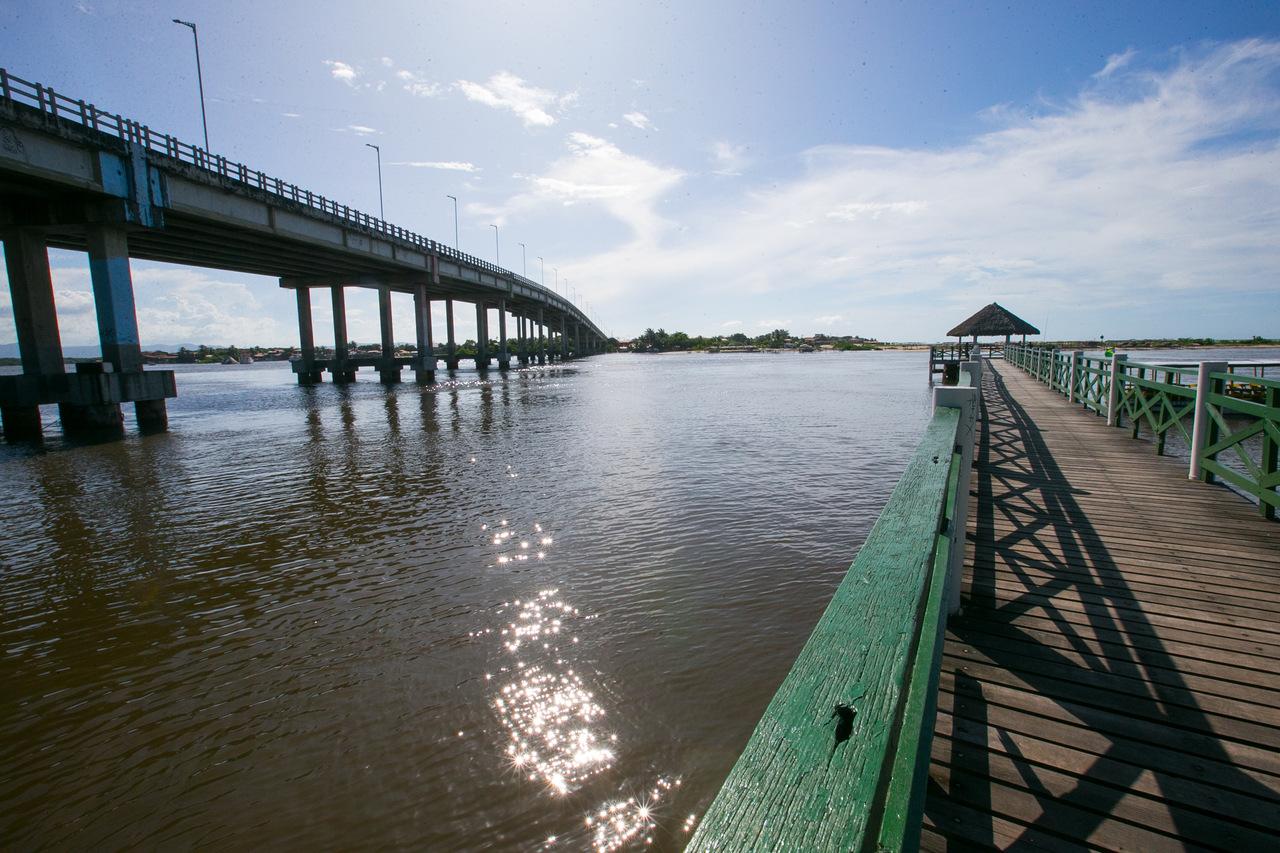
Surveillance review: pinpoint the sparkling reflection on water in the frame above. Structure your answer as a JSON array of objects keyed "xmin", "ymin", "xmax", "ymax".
[{"xmin": 1, "ymin": 353, "xmax": 936, "ymax": 849}]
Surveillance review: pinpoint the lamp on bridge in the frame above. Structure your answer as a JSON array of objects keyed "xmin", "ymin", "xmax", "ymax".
[
  {"xmin": 446, "ymin": 195, "xmax": 459, "ymax": 249},
  {"xmin": 171, "ymin": 19, "xmax": 210, "ymax": 152},
  {"xmin": 364, "ymin": 143, "xmax": 383, "ymax": 220}
]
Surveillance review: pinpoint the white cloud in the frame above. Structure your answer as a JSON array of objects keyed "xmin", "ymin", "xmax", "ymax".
[
  {"xmin": 710, "ymin": 141, "xmax": 750, "ymax": 176},
  {"xmin": 323, "ymin": 60, "xmax": 358, "ymax": 86},
  {"xmin": 380, "ymin": 56, "xmax": 394, "ymax": 68},
  {"xmin": 813, "ymin": 314, "xmax": 844, "ymax": 326},
  {"xmin": 397, "ymin": 69, "xmax": 442, "ymax": 98},
  {"xmin": 390, "ymin": 160, "xmax": 478, "ymax": 172},
  {"xmin": 344, "ymin": 124, "xmax": 379, "ymax": 136},
  {"xmin": 1095, "ymin": 48, "xmax": 1136, "ymax": 79},
  {"xmin": 456, "ymin": 72, "xmax": 569, "ymax": 127},
  {"xmin": 623, "ymin": 112, "xmax": 652, "ymax": 130},
  {"xmin": 720, "ymin": 320, "xmax": 742, "ymax": 328},
  {"xmin": 496, "ymin": 132, "xmax": 683, "ymax": 241},
  {"xmin": 826, "ymin": 201, "xmax": 927, "ymax": 221},
  {"xmin": 281, "ymin": 112, "xmax": 302, "ymax": 118},
  {"xmin": 562, "ymin": 39, "xmax": 1280, "ymax": 338}
]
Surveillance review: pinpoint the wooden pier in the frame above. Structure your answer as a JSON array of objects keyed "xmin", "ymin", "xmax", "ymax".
[
  {"xmin": 923, "ymin": 360, "xmax": 1280, "ymax": 849},
  {"xmin": 693, "ymin": 348, "xmax": 1278, "ymax": 851}
]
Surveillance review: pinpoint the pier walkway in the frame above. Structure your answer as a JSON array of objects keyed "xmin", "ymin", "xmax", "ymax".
[{"xmin": 923, "ymin": 361, "xmax": 1280, "ymax": 849}]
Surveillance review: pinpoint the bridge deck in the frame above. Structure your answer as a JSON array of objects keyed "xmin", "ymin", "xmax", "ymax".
[{"xmin": 923, "ymin": 361, "xmax": 1280, "ymax": 850}]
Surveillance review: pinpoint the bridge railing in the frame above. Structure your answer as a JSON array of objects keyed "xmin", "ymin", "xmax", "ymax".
[
  {"xmin": 689, "ymin": 363, "xmax": 980, "ymax": 851},
  {"xmin": 1006, "ymin": 343, "xmax": 1279, "ymax": 519},
  {"xmin": 0, "ymin": 67, "xmax": 603, "ymax": 337}
]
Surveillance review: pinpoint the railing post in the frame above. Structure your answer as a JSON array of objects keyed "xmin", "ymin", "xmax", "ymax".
[
  {"xmin": 933, "ymin": 381, "xmax": 978, "ymax": 616},
  {"xmin": 1052, "ymin": 348, "xmax": 1062, "ymax": 391},
  {"xmin": 1262, "ymin": 384, "xmax": 1278, "ymax": 521},
  {"xmin": 1106, "ymin": 354, "xmax": 1127, "ymax": 427},
  {"xmin": 1188, "ymin": 361, "xmax": 1228, "ymax": 481},
  {"xmin": 1068, "ymin": 351, "xmax": 1082, "ymax": 404}
]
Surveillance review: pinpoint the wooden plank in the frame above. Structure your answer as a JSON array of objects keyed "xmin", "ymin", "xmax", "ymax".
[{"xmin": 925, "ymin": 360, "xmax": 1280, "ymax": 850}]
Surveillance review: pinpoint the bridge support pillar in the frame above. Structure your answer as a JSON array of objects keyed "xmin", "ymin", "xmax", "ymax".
[
  {"xmin": 377, "ymin": 285, "xmax": 401, "ymax": 384},
  {"xmin": 538, "ymin": 309, "xmax": 547, "ymax": 364},
  {"xmin": 294, "ymin": 286, "xmax": 323, "ymax": 384},
  {"xmin": 560, "ymin": 316, "xmax": 569, "ymax": 360},
  {"xmin": 1, "ymin": 229, "xmax": 63, "ymax": 441},
  {"xmin": 1, "ymin": 228, "xmax": 176, "ymax": 442},
  {"xmin": 497, "ymin": 299, "xmax": 510, "ymax": 369},
  {"xmin": 445, "ymin": 299, "xmax": 459, "ymax": 370},
  {"xmin": 517, "ymin": 314, "xmax": 528, "ymax": 366},
  {"xmin": 575, "ymin": 323, "xmax": 583, "ymax": 359},
  {"xmin": 475, "ymin": 303, "xmax": 490, "ymax": 369},
  {"xmin": 413, "ymin": 285, "xmax": 436, "ymax": 384},
  {"xmin": 331, "ymin": 285, "xmax": 356, "ymax": 383}
]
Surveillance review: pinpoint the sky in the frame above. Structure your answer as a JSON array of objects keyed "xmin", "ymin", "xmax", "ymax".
[{"xmin": 1, "ymin": 0, "xmax": 1278, "ymax": 347}]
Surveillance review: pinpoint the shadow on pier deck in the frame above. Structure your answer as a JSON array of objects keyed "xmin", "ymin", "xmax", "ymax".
[{"xmin": 924, "ymin": 361, "xmax": 1280, "ymax": 850}]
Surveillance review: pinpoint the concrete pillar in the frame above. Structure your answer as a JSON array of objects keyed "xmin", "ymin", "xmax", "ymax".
[
  {"xmin": 86, "ymin": 226, "xmax": 142, "ymax": 374},
  {"xmin": 575, "ymin": 323, "xmax": 583, "ymax": 358},
  {"xmin": 331, "ymin": 285, "xmax": 355, "ymax": 383},
  {"xmin": 475, "ymin": 302, "xmax": 489, "ymax": 369},
  {"xmin": 538, "ymin": 308, "xmax": 547, "ymax": 365},
  {"xmin": 413, "ymin": 284, "xmax": 435, "ymax": 384},
  {"xmin": 5, "ymin": 228, "xmax": 65, "ymax": 376},
  {"xmin": 1, "ymin": 229, "xmax": 63, "ymax": 441},
  {"xmin": 497, "ymin": 299, "xmax": 510, "ymax": 369},
  {"xmin": 517, "ymin": 314, "xmax": 528, "ymax": 365},
  {"xmin": 377, "ymin": 285, "xmax": 400, "ymax": 383},
  {"xmin": 445, "ymin": 298, "xmax": 458, "ymax": 370},
  {"xmin": 294, "ymin": 286, "xmax": 322, "ymax": 384},
  {"xmin": 560, "ymin": 316, "xmax": 569, "ymax": 359}
]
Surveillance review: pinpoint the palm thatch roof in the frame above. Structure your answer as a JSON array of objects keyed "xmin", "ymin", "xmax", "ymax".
[{"xmin": 947, "ymin": 303, "xmax": 1040, "ymax": 337}]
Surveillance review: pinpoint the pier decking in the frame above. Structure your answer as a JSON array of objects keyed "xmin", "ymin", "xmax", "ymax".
[{"xmin": 924, "ymin": 361, "xmax": 1280, "ymax": 849}]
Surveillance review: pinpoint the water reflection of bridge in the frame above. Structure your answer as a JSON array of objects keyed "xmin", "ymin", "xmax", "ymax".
[{"xmin": 0, "ymin": 69, "xmax": 606, "ymax": 442}]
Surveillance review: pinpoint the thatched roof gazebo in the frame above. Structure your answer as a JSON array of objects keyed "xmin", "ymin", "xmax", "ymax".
[{"xmin": 947, "ymin": 303, "xmax": 1040, "ymax": 344}]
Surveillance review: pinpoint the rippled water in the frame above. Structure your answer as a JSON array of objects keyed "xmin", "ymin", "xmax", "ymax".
[{"xmin": 0, "ymin": 353, "xmax": 937, "ymax": 850}]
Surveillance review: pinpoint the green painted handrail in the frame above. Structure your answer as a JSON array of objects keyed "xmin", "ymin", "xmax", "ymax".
[{"xmin": 689, "ymin": 372, "xmax": 976, "ymax": 851}]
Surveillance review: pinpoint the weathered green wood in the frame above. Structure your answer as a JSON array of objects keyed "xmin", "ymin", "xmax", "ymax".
[
  {"xmin": 687, "ymin": 409, "xmax": 960, "ymax": 852},
  {"xmin": 873, "ymin": 449, "xmax": 959, "ymax": 848}
]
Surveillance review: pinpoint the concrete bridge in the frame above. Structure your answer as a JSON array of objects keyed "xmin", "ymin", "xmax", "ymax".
[{"xmin": 0, "ymin": 68, "xmax": 607, "ymax": 442}]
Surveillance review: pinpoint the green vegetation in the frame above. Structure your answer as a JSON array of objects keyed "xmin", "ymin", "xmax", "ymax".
[{"xmin": 626, "ymin": 327, "xmax": 880, "ymax": 352}]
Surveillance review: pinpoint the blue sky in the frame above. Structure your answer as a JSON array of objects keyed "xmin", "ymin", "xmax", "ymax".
[{"xmin": 1, "ymin": 0, "xmax": 1278, "ymax": 346}]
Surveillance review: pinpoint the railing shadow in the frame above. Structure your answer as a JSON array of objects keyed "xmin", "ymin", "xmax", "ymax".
[{"xmin": 926, "ymin": 365, "xmax": 1280, "ymax": 848}]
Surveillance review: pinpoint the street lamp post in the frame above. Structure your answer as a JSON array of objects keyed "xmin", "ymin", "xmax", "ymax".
[
  {"xmin": 490, "ymin": 224, "xmax": 499, "ymax": 265},
  {"xmin": 172, "ymin": 19, "xmax": 210, "ymax": 152},
  {"xmin": 364, "ymin": 143, "xmax": 383, "ymax": 220},
  {"xmin": 519, "ymin": 242, "xmax": 526, "ymax": 276},
  {"xmin": 446, "ymin": 195, "xmax": 459, "ymax": 250},
  {"xmin": 538, "ymin": 257, "xmax": 545, "ymax": 286},
  {"xmin": 554, "ymin": 267, "xmax": 559, "ymax": 295}
]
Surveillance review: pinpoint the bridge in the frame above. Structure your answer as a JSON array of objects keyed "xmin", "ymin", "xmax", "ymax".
[
  {"xmin": 691, "ymin": 348, "xmax": 1279, "ymax": 850},
  {"xmin": 0, "ymin": 68, "xmax": 607, "ymax": 442}
]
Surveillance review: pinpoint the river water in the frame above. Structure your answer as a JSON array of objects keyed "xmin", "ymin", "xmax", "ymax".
[{"xmin": 0, "ymin": 352, "xmax": 937, "ymax": 851}]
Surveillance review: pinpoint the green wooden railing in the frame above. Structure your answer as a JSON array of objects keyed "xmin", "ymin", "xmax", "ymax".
[
  {"xmin": 1006, "ymin": 344, "xmax": 1279, "ymax": 520},
  {"xmin": 689, "ymin": 365, "xmax": 980, "ymax": 851},
  {"xmin": 1199, "ymin": 371, "xmax": 1280, "ymax": 518}
]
